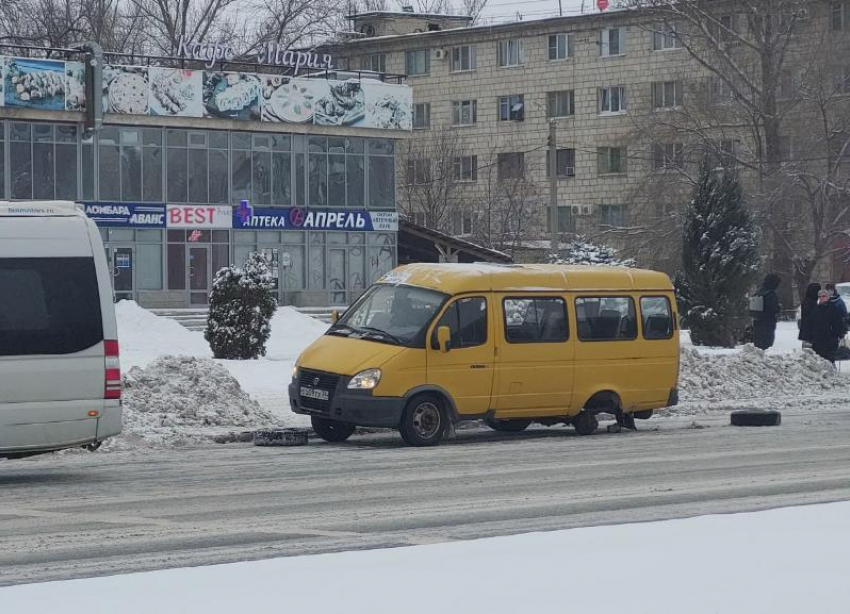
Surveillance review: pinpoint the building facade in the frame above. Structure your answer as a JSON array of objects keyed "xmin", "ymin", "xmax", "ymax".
[
  {"xmin": 0, "ymin": 52, "xmax": 412, "ymax": 307},
  {"xmin": 330, "ymin": 4, "xmax": 850, "ymax": 281}
]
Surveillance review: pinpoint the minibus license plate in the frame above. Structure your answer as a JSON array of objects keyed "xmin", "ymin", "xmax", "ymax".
[{"xmin": 300, "ymin": 386, "xmax": 329, "ymax": 401}]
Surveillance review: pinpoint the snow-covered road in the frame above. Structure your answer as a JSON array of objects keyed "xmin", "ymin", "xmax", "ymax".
[{"xmin": 2, "ymin": 408, "xmax": 850, "ymax": 587}]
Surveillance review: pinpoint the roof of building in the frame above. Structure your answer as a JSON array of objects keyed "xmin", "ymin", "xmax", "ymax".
[
  {"xmin": 328, "ymin": 7, "xmax": 633, "ymax": 49},
  {"xmin": 381, "ymin": 262, "xmax": 672, "ymax": 295},
  {"xmin": 347, "ymin": 11, "xmax": 474, "ymax": 21},
  {"xmin": 398, "ymin": 218, "xmax": 512, "ymax": 264}
]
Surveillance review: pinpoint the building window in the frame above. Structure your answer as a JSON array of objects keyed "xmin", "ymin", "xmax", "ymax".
[
  {"xmin": 360, "ymin": 53, "xmax": 387, "ymax": 73},
  {"xmin": 547, "ymin": 148, "xmax": 576, "ymax": 177},
  {"xmin": 710, "ymin": 14, "xmax": 736, "ymax": 41},
  {"xmin": 709, "ymin": 77, "xmax": 734, "ymax": 104},
  {"xmin": 600, "ymin": 27, "xmax": 625, "ymax": 56},
  {"xmin": 547, "ymin": 90, "xmax": 575, "ymax": 118},
  {"xmin": 368, "ymin": 139, "xmax": 395, "ymax": 210},
  {"xmin": 8, "ymin": 122, "xmax": 79, "ymax": 201},
  {"xmin": 652, "ymin": 80, "xmax": 683, "ymax": 109},
  {"xmin": 548, "ymin": 33, "xmax": 573, "ymax": 60},
  {"xmin": 653, "ymin": 143, "xmax": 684, "ymax": 170},
  {"xmin": 406, "ymin": 158, "xmax": 431, "ymax": 185},
  {"xmin": 834, "ymin": 2, "xmax": 847, "ymax": 30},
  {"xmin": 597, "ymin": 147, "xmax": 627, "ymax": 174},
  {"xmin": 652, "ymin": 25, "xmax": 682, "ymax": 50},
  {"xmin": 450, "ymin": 45, "xmax": 476, "ymax": 72},
  {"xmin": 599, "ymin": 86, "xmax": 627, "ymax": 114},
  {"xmin": 453, "ymin": 155, "xmax": 478, "ymax": 181},
  {"xmin": 452, "ymin": 100, "xmax": 478, "ymax": 126},
  {"xmin": 598, "ymin": 204, "xmax": 626, "ymax": 228},
  {"xmin": 498, "ymin": 94, "xmax": 525, "ymax": 121},
  {"xmin": 413, "ymin": 102, "xmax": 431, "ymax": 129},
  {"xmin": 713, "ymin": 139, "xmax": 738, "ymax": 169},
  {"xmin": 406, "ymin": 49, "xmax": 430, "ymax": 76},
  {"xmin": 497, "ymin": 152, "xmax": 524, "ymax": 180},
  {"xmin": 557, "ymin": 205, "xmax": 576, "ymax": 233},
  {"xmin": 454, "ymin": 210, "xmax": 474, "ymax": 235},
  {"xmin": 497, "ymin": 39, "xmax": 525, "ymax": 67}
]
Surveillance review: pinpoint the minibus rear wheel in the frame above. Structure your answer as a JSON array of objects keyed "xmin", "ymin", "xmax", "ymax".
[
  {"xmin": 311, "ymin": 416, "xmax": 356, "ymax": 443},
  {"xmin": 484, "ymin": 417, "xmax": 531, "ymax": 433},
  {"xmin": 399, "ymin": 394, "xmax": 447, "ymax": 447}
]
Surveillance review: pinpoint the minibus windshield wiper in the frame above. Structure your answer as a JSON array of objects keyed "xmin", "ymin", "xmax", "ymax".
[
  {"xmin": 327, "ymin": 324, "xmax": 357, "ymax": 337},
  {"xmin": 359, "ymin": 327, "xmax": 404, "ymax": 346}
]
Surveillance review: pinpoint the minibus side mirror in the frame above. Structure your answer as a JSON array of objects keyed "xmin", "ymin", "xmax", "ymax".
[
  {"xmin": 330, "ymin": 309, "xmax": 340, "ymax": 324},
  {"xmin": 437, "ymin": 326, "xmax": 452, "ymax": 353}
]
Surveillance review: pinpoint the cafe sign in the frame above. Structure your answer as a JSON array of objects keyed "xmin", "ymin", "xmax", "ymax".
[{"xmin": 177, "ymin": 36, "xmax": 333, "ymax": 74}]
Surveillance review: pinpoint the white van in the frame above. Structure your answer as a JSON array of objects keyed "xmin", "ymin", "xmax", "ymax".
[{"xmin": 0, "ymin": 201, "xmax": 122, "ymax": 458}]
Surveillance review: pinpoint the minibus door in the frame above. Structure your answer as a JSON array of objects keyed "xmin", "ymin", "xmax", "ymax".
[{"xmin": 427, "ymin": 296, "xmax": 494, "ymax": 416}]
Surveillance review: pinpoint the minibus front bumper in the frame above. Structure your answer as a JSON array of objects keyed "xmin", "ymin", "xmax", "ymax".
[{"xmin": 289, "ymin": 379, "xmax": 404, "ymax": 428}]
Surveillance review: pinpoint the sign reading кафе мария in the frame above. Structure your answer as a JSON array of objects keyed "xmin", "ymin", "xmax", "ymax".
[{"xmin": 177, "ymin": 36, "xmax": 333, "ymax": 74}]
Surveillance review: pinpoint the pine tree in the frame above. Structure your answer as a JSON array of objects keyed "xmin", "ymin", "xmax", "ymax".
[
  {"xmin": 678, "ymin": 164, "xmax": 759, "ymax": 347},
  {"xmin": 205, "ymin": 252, "xmax": 277, "ymax": 360},
  {"xmin": 548, "ymin": 236, "xmax": 636, "ymax": 267}
]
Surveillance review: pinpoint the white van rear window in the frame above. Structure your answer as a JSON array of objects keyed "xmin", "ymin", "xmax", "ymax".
[{"xmin": 0, "ymin": 258, "xmax": 103, "ymax": 356}]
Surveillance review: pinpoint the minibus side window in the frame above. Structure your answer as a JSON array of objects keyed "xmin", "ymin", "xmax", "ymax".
[
  {"xmin": 431, "ymin": 297, "xmax": 487, "ymax": 349},
  {"xmin": 640, "ymin": 296, "xmax": 674, "ymax": 339},
  {"xmin": 503, "ymin": 297, "xmax": 568, "ymax": 343},
  {"xmin": 575, "ymin": 296, "xmax": 637, "ymax": 341}
]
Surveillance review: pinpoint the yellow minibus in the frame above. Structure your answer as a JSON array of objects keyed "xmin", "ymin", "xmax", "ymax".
[{"xmin": 289, "ymin": 263, "xmax": 679, "ymax": 446}]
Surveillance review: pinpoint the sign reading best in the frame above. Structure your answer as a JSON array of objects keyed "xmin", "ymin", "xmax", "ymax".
[{"xmin": 166, "ymin": 205, "xmax": 233, "ymax": 229}]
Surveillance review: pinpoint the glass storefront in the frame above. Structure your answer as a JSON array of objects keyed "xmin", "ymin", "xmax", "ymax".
[{"xmin": 1, "ymin": 120, "xmax": 398, "ymax": 307}]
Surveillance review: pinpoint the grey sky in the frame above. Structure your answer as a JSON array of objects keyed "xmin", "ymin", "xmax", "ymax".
[{"xmin": 479, "ymin": 0, "xmax": 606, "ymax": 23}]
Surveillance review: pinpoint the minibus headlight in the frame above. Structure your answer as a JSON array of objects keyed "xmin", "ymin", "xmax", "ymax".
[
  {"xmin": 348, "ymin": 368, "xmax": 382, "ymax": 390},
  {"xmin": 291, "ymin": 366, "xmax": 298, "ymax": 380}
]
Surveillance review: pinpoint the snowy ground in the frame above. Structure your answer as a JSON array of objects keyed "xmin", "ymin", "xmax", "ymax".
[
  {"xmin": 3, "ymin": 500, "xmax": 848, "ymax": 613},
  {"xmin": 112, "ymin": 305, "xmax": 848, "ymax": 448}
]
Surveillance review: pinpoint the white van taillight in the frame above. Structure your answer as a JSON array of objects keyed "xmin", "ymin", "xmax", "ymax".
[{"xmin": 104, "ymin": 340, "xmax": 121, "ymax": 400}]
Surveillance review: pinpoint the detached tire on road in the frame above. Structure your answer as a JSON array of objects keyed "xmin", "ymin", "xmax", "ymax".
[
  {"xmin": 311, "ymin": 416, "xmax": 356, "ymax": 442},
  {"xmin": 484, "ymin": 417, "xmax": 531, "ymax": 433},
  {"xmin": 399, "ymin": 394, "xmax": 447, "ymax": 447},
  {"xmin": 730, "ymin": 410, "xmax": 782, "ymax": 427}
]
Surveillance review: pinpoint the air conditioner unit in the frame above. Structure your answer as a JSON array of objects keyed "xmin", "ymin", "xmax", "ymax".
[
  {"xmin": 435, "ymin": 48, "xmax": 448, "ymax": 60},
  {"xmin": 570, "ymin": 204, "xmax": 594, "ymax": 216}
]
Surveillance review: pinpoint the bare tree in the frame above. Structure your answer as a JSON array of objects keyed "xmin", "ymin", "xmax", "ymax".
[
  {"xmin": 473, "ymin": 148, "xmax": 544, "ymax": 254},
  {"xmin": 459, "ymin": 0, "xmax": 488, "ymax": 23},
  {"xmin": 622, "ymin": 1, "xmax": 848, "ymax": 301},
  {"xmin": 397, "ymin": 128, "xmax": 470, "ymax": 234}
]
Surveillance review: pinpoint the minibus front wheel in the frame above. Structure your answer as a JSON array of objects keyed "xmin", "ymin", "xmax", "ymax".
[
  {"xmin": 399, "ymin": 394, "xmax": 447, "ymax": 447},
  {"xmin": 311, "ymin": 416, "xmax": 356, "ymax": 443}
]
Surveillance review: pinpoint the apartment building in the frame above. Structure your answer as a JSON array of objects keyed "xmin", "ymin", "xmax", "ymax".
[{"xmin": 327, "ymin": 3, "xmax": 849, "ymax": 278}]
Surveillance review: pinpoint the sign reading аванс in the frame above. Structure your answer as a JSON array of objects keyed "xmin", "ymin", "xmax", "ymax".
[{"xmin": 177, "ymin": 36, "xmax": 332, "ymax": 74}]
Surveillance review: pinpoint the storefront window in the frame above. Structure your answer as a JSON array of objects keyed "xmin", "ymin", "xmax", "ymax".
[
  {"xmin": 167, "ymin": 144, "xmax": 188, "ymax": 202},
  {"xmin": 369, "ymin": 155, "xmax": 394, "ymax": 209},
  {"xmin": 167, "ymin": 243, "xmax": 186, "ymax": 290},
  {"xmin": 209, "ymin": 148, "xmax": 228, "ymax": 203},
  {"xmin": 232, "ymin": 148, "xmax": 251, "ymax": 201},
  {"xmin": 253, "ymin": 150, "xmax": 271, "ymax": 205},
  {"xmin": 272, "ymin": 152, "xmax": 292, "ymax": 206},
  {"xmin": 8, "ymin": 122, "xmax": 80, "ymax": 201},
  {"xmin": 138, "ymin": 243, "xmax": 163, "ymax": 290}
]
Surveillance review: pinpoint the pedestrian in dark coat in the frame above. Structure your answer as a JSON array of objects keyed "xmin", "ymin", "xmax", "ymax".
[
  {"xmin": 752, "ymin": 273, "xmax": 782, "ymax": 350},
  {"xmin": 798, "ymin": 282, "xmax": 821, "ymax": 346},
  {"xmin": 825, "ymin": 283, "xmax": 848, "ymax": 320},
  {"xmin": 810, "ymin": 289, "xmax": 848, "ymax": 363}
]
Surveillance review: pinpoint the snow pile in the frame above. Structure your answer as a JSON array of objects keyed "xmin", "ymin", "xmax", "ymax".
[
  {"xmin": 674, "ymin": 344, "xmax": 845, "ymax": 415},
  {"xmin": 264, "ymin": 307, "xmax": 329, "ymax": 361},
  {"xmin": 116, "ymin": 356, "xmax": 281, "ymax": 449},
  {"xmin": 116, "ymin": 301, "xmax": 211, "ymax": 370}
]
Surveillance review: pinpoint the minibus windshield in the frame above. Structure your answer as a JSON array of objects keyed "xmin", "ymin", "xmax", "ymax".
[{"xmin": 330, "ymin": 284, "xmax": 447, "ymax": 347}]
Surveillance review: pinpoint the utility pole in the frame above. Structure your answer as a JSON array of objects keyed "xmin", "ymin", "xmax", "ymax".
[
  {"xmin": 549, "ymin": 119, "xmax": 559, "ymax": 254},
  {"xmin": 559, "ymin": 0, "xmax": 563, "ymax": 16}
]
